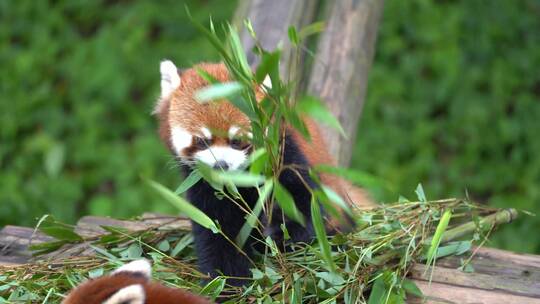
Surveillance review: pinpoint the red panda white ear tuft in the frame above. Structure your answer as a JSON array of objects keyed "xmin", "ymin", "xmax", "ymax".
[
  {"xmin": 112, "ymin": 259, "xmax": 152, "ymax": 280},
  {"xmin": 160, "ymin": 59, "xmax": 181, "ymax": 98},
  {"xmin": 102, "ymin": 284, "xmax": 145, "ymax": 304}
]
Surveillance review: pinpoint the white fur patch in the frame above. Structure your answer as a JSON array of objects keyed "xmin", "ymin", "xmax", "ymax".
[
  {"xmin": 194, "ymin": 146, "xmax": 247, "ymax": 170},
  {"xmin": 229, "ymin": 126, "xmax": 252, "ymax": 139},
  {"xmin": 112, "ymin": 259, "xmax": 151, "ymax": 279},
  {"xmin": 171, "ymin": 126, "xmax": 193, "ymax": 156},
  {"xmin": 160, "ymin": 60, "xmax": 181, "ymax": 98},
  {"xmin": 103, "ymin": 284, "xmax": 145, "ymax": 304},
  {"xmin": 201, "ymin": 127, "xmax": 212, "ymax": 139},
  {"xmin": 228, "ymin": 126, "xmax": 240, "ymax": 138}
]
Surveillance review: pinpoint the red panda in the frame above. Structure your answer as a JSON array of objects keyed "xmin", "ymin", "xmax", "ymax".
[
  {"xmin": 154, "ymin": 61, "xmax": 374, "ymax": 286},
  {"xmin": 62, "ymin": 259, "xmax": 212, "ymax": 304}
]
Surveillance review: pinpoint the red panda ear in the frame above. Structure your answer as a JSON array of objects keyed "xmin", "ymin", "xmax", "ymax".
[
  {"xmin": 102, "ymin": 284, "xmax": 145, "ymax": 304},
  {"xmin": 160, "ymin": 60, "xmax": 181, "ymax": 98},
  {"xmin": 112, "ymin": 259, "xmax": 152, "ymax": 280}
]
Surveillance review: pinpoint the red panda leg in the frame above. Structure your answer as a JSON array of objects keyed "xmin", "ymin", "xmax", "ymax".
[
  {"xmin": 185, "ymin": 168, "xmax": 261, "ymax": 287},
  {"xmin": 267, "ymin": 132, "xmax": 321, "ymax": 249}
]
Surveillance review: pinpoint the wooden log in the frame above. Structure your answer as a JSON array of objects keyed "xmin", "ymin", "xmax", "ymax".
[
  {"xmin": 1, "ymin": 217, "xmax": 540, "ymax": 303},
  {"xmin": 0, "ymin": 225, "xmax": 53, "ymax": 265},
  {"xmin": 408, "ymin": 247, "xmax": 540, "ymax": 303},
  {"xmin": 411, "ymin": 263, "xmax": 540, "ymax": 298},
  {"xmin": 409, "ymin": 280, "xmax": 540, "ymax": 304},
  {"xmin": 307, "ymin": 0, "xmax": 384, "ymax": 166}
]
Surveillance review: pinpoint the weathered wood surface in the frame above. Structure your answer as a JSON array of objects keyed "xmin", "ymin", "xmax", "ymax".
[
  {"xmin": 308, "ymin": 0, "xmax": 385, "ymax": 166},
  {"xmin": 233, "ymin": 0, "xmax": 319, "ymax": 78},
  {"xmin": 1, "ymin": 216, "xmax": 539, "ymax": 303}
]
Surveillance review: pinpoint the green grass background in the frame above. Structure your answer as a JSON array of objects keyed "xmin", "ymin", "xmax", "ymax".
[{"xmin": 1, "ymin": 0, "xmax": 538, "ymax": 253}]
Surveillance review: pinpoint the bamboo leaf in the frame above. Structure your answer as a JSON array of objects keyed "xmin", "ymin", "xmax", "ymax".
[
  {"xmin": 367, "ymin": 275, "xmax": 386, "ymax": 304},
  {"xmin": 175, "ymin": 170, "xmax": 202, "ymax": 195},
  {"xmin": 288, "ymin": 26, "xmax": 299, "ymax": 45},
  {"xmin": 274, "ymin": 182, "xmax": 305, "ymax": 226},
  {"xmin": 428, "ymin": 241, "xmax": 471, "ymax": 260},
  {"xmin": 426, "ymin": 209, "xmax": 452, "ymax": 266},
  {"xmin": 299, "ymin": 21, "xmax": 325, "ymax": 39},
  {"xmin": 415, "ymin": 183, "xmax": 427, "ymax": 202},
  {"xmin": 200, "ymin": 277, "xmax": 226, "ymax": 300},
  {"xmin": 236, "ymin": 180, "xmax": 273, "ymax": 248},
  {"xmin": 311, "ymin": 197, "xmax": 336, "ymax": 272},
  {"xmin": 186, "ymin": 8, "xmax": 231, "ymax": 63},
  {"xmin": 297, "ymin": 96, "xmax": 345, "ymax": 137},
  {"xmin": 255, "ymin": 50, "xmax": 281, "ymax": 83},
  {"xmin": 39, "ymin": 227, "xmax": 82, "ymax": 242},
  {"xmin": 248, "ymin": 148, "xmax": 269, "ymax": 175},
  {"xmin": 402, "ymin": 279, "xmax": 423, "ymax": 297},
  {"xmin": 227, "ymin": 24, "xmax": 251, "ymax": 77},
  {"xmin": 195, "ymin": 82, "xmax": 243, "ymax": 102},
  {"xmin": 126, "ymin": 243, "xmax": 142, "ymax": 259},
  {"xmin": 145, "ymin": 179, "xmax": 219, "ymax": 233},
  {"xmin": 321, "ymin": 185, "xmax": 353, "ymax": 217},
  {"xmin": 170, "ymin": 234, "xmax": 193, "ymax": 257},
  {"xmin": 214, "ymin": 170, "xmax": 266, "ymax": 187},
  {"xmin": 314, "ymin": 164, "xmax": 388, "ymax": 189}
]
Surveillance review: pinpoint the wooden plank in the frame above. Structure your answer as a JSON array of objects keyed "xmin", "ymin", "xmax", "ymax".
[
  {"xmin": 0, "ymin": 225, "xmax": 55, "ymax": 265},
  {"xmin": 435, "ymin": 248, "xmax": 540, "ymax": 281},
  {"xmin": 410, "ymin": 263, "xmax": 540, "ymax": 298},
  {"xmin": 74, "ymin": 214, "xmax": 191, "ymax": 238},
  {"xmin": 75, "ymin": 215, "xmax": 155, "ymax": 238},
  {"xmin": 409, "ymin": 280, "xmax": 540, "ymax": 304}
]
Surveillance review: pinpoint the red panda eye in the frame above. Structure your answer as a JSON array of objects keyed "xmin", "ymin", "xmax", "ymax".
[
  {"xmin": 194, "ymin": 137, "xmax": 211, "ymax": 149},
  {"xmin": 230, "ymin": 138, "xmax": 247, "ymax": 150}
]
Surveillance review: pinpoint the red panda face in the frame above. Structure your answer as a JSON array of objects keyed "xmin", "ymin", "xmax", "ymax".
[{"xmin": 156, "ymin": 61, "xmax": 254, "ymax": 171}]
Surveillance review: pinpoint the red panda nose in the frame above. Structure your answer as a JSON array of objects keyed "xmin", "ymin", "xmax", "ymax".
[{"xmin": 213, "ymin": 161, "xmax": 229, "ymax": 170}]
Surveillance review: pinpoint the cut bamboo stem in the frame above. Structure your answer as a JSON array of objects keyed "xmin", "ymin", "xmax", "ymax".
[{"xmin": 370, "ymin": 208, "xmax": 518, "ymax": 266}]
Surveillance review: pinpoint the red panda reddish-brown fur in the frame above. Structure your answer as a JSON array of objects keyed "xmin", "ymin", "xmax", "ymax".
[
  {"xmin": 62, "ymin": 262, "xmax": 211, "ymax": 304},
  {"xmin": 156, "ymin": 62, "xmax": 374, "ymax": 213}
]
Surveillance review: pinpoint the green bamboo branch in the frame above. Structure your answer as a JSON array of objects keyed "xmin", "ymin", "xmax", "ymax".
[{"xmin": 369, "ymin": 208, "xmax": 518, "ymax": 266}]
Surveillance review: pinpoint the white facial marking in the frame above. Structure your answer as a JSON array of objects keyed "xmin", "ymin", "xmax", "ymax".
[
  {"xmin": 103, "ymin": 284, "xmax": 145, "ymax": 304},
  {"xmin": 194, "ymin": 146, "xmax": 247, "ymax": 170},
  {"xmin": 201, "ymin": 127, "xmax": 212, "ymax": 139},
  {"xmin": 112, "ymin": 259, "xmax": 151, "ymax": 279},
  {"xmin": 228, "ymin": 126, "xmax": 240, "ymax": 139},
  {"xmin": 229, "ymin": 126, "xmax": 252, "ymax": 139},
  {"xmin": 160, "ymin": 60, "xmax": 181, "ymax": 98},
  {"xmin": 171, "ymin": 126, "xmax": 192, "ymax": 155}
]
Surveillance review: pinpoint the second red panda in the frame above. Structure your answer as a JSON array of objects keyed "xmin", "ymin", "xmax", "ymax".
[
  {"xmin": 62, "ymin": 259, "xmax": 211, "ymax": 304},
  {"xmin": 155, "ymin": 61, "xmax": 374, "ymax": 286}
]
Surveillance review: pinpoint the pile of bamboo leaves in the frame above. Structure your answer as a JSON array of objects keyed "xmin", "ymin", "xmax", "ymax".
[{"xmin": 0, "ymin": 198, "xmax": 516, "ymax": 303}]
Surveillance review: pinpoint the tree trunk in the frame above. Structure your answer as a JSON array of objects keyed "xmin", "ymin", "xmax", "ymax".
[
  {"xmin": 233, "ymin": 0, "xmax": 319, "ymax": 78},
  {"xmin": 234, "ymin": 0, "xmax": 384, "ymax": 167},
  {"xmin": 308, "ymin": 0, "xmax": 384, "ymax": 166}
]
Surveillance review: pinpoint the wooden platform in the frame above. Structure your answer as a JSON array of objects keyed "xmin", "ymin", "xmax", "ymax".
[{"xmin": 1, "ymin": 215, "xmax": 539, "ymax": 303}]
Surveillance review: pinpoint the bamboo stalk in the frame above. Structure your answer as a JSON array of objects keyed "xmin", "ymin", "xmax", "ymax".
[
  {"xmin": 369, "ymin": 208, "xmax": 518, "ymax": 266},
  {"xmin": 432, "ymin": 208, "xmax": 518, "ymax": 244}
]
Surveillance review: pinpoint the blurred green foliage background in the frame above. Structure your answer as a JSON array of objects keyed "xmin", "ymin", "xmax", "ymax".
[{"xmin": 1, "ymin": 0, "xmax": 538, "ymax": 253}]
